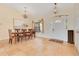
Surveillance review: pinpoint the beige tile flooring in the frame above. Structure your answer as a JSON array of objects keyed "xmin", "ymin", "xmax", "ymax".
[{"xmin": 0, "ymin": 37, "xmax": 78, "ymax": 56}]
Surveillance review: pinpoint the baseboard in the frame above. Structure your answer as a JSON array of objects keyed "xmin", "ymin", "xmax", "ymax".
[
  {"xmin": 49, "ymin": 39, "xmax": 64, "ymax": 43},
  {"xmin": 36, "ymin": 36, "xmax": 64, "ymax": 43}
]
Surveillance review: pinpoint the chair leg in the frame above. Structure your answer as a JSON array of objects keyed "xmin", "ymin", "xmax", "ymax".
[
  {"xmin": 14, "ymin": 37, "xmax": 17, "ymax": 44},
  {"xmin": 34, "ymin": 33, "xmax": 36, "ymax": 38},
  {"xmin": 21, "ymin": 37, "xmax": 23, "ymax": 42},
  {"xmin": 9, "ymin": 38, "xmax": 12, "ymax": 44},
  {"xmin": 30, "ymin": 35, "xmax": 32, "ymax": 39}
]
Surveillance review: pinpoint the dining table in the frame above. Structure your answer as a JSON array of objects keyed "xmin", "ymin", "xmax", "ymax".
[{"xmin": 9, "ymin": 28, "xmax": 36, "ymax": 44}]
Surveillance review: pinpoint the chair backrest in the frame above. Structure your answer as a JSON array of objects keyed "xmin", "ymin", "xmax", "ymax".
[
  {"xmin": 15, "ymin": 29, "xmax": 20, "ymax": 32},
  {"xmin": 28, "ymin": 29, "xmax": 32, "ymax": 31},
  {"xmin": 22, "ymin": 29, "xmax": 27, "ymax": 32}
]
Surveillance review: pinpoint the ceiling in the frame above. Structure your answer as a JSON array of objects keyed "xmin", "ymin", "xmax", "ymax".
[{"xmin": 2, "ymin": 3, "xmax": 75, "ymax": 17}]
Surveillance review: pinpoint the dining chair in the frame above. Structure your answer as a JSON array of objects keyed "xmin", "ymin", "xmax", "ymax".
[
  {"xmin": 15, "ymin": 29, "xmax": 20, "ymax": 42},
  {"xmin": 28, "ymin": 29, "xmax": 34, "ymax": 39},
  {"xmin": 18, "ymin": 29, "xmax": 24, "ymax": 42},
  {"xmin": 8, "ymin": 29, "xmax": 12, "ymax": 44},
  {"xmin": 8, "ymin": 29, "xmax": 17, "ymax": 44},
  {"xmin": 31, "ymin": 29, "xmax": 36, "ymax": 38},
  {"xmin": 22, "ymin": 29, "xmax": 27, "ymax": 40}
]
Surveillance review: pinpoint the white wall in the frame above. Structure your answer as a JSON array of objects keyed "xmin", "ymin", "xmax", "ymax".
[
  {"xmin": 36, "ymin": 17, "xmax": 66, "ymax": 41},
  {"xmin": 0, "ymin": 4, "xmax": 18, "ymax": 40},
  {"xmin": 36, "ymin": 4, "xmax": 75, "ymax": 42},
  {"xmin": 74, "ymin": 4, "xmax": 79, "ymax": 52}
]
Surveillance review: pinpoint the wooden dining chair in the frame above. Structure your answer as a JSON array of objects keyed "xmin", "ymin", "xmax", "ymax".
[
  {"xmin": 22, "ymin": 29, "xmax": 27, "ymax": 40},
  {"xmin": 18, "ymin": 29, "xmax": 24, "ymax": 42},
  {"xmin": 8, "ymin": 29, "xmax": 17, "ymax": 44},
  {"xmin": 25, "ymin": 32, "xmax": 32, "ymax": 40},
  {"xmin": 14, "ymin": 29, "xmax": 20, "ymax": 42},
  {"xmin": 8, "ymin": 29, "xmax": 12, "ymax": 44},
  {"xmin": 31, "ymin": 29, "xmax": 36, "ymax": 38},
  {"xmin": 28, "ymin": 29, "xmax": 34, "ymax": 39}
]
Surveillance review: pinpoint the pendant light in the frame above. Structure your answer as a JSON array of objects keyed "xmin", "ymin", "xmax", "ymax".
[{"xmin": 23, "ymin": 7, "xmax": 28, "ymax": 19}]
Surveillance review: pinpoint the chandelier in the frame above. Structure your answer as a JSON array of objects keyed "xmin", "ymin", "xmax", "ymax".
[{"xmin": 23, "ymin": 7, "xmax": 28, "ymax": 19}]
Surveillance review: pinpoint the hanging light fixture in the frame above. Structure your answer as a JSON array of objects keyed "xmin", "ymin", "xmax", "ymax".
[
  {"xmin": 53, "ymin": 3, "xmax": 57, "ymax": 14},
  {"xmin": 53, "ymin": 3, "xmax": 63, "ymax": 23},
  {"xmin": 53, "ymin": 3, "xmax": 60, "ymax": 23},
  {"xmin": 53, "ymin": 3, "xmax": 68, "ymax": 30},
  {"xmin": 23, "ymin": 7, "xmax": 28, "ymax": 19}
]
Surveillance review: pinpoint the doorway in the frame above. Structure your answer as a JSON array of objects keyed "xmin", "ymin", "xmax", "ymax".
[{"xmin": 68, "ymin": 30, "xmax": 74, "ymax": 44}]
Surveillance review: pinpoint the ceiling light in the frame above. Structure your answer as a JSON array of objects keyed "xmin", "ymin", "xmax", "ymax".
[{"xmin": 23, "ymin": 7, "xmax": 28, "ymax": 19}]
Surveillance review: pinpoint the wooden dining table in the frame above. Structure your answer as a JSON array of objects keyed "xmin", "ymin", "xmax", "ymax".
[{"xmin": 9, "ymin": 29, "xmax": 36, "ymax": 44}]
